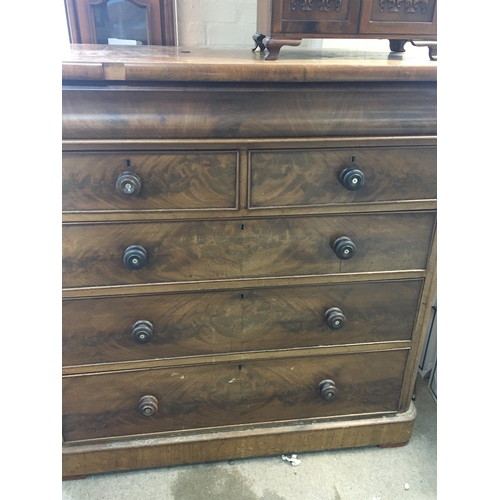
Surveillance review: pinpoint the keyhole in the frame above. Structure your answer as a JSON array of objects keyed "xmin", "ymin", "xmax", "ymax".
[
  {"xmin": 351, "ymin": 156, "xmax": 356, "ymax": 163},
  {"xmin": 238, "ymin": 365, "xmax": 242, "ymax": 370},
  {"xmin": 126, "ymin": 159, "xmax": 131, "ymax": 167},
  {"xmin": 241, "ymin": 224, "xmax": 245, "ymax": 230},
  {"xmin": 240, "ymin": 294, "xmax": 244, "ymax": 300}
]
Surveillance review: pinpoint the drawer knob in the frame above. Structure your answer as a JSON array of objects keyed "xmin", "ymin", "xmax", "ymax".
[
  {"xmin": 318, "ymin": 380, "xmax": 338, "ymax": 401},
  {"xmin": 132, "ymin": 320, "xmax": 154, "ymax": 344},
  {"xmin": 340, "ymin": 167, "xmax": 365, "ymax": 191},
  {"xmin": 138, "ymin": 395, "xmax": 158, "ymax": 417},
  {"xmin": 324, "ymin": 307, "xmax": 346, "ymax": 330},
  {"xmin": 123, "ymin": 245, "xmax": 147, "ymax": 270},
  {"xmin": 332, "ymin": 236, "xmax": 356, "ymax": 260},
  {"xmin": 116, "ymin": 171, "xmax": 142, "ymax": 196}
]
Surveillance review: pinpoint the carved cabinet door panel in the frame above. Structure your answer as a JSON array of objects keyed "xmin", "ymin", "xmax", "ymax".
[
  {"xmin": 276, "ymin": 0, "xmax": 362, "ymax": 35},
  {"xmin": 359, "ymin": 0, "xmax": 437, "ymax": 36}
]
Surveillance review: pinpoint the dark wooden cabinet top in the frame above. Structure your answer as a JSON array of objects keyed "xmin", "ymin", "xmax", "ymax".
[{"xmin": 62, "ymin": 44, "xmax": 437, "ymax": 83}]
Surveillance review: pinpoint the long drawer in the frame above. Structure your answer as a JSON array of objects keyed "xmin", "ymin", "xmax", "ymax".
[
  {"xmin": 62, "ymin": 151, "xmax": 238, "ymax": 212},
  {"xmin": 62, "ymin": 349, "xmax": 408, "ymax": 442},
  {"xmin": 63, "ymin": 280, "xmax": 422, "ymax": 366},
  {"xmin": 249, "ymin": 146, "xmax": 436, "ymax": 208},
  {"xmin": 62, "ymin": 212, "xmax": 435, "ymax": 288}
]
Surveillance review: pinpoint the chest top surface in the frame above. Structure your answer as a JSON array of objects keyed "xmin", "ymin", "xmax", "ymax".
[{"xmin": 62, "ymin": 43, "xmax": 437, "ymax": 83}]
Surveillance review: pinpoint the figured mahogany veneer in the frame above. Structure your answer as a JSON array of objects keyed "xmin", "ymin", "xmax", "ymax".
[
  {"xmin": 62, "ymin": 349, "xmax": 408, "ymax": 442},
  {"xmin": 249, "ymin": 146, "xmax": 436, "ymax": 208},
  {"xmin": 63, "ymin": 279, "xmax": 422, "ymax": 366},
  {"xmin": 63, "ymin": 151, "xmax": 238, "ymax": 212},
  {"xmin": 62, "ymin": 212, "xmax": 434, "ymax": 288},
  {"xmin": 61, "ymin": 46, "xmax": 436, "ymax": 477}
]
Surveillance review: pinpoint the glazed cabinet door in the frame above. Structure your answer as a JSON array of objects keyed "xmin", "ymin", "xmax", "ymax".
[
  {"xmin": 359, "ymin": 0, "xmax": 437, "ymax": 36},
  {"xmin": 65, "ymin": 0, "xmax": 174, "ymax": 45}
]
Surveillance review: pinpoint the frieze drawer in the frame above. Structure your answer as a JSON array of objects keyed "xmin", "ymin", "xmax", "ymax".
[
  {"xmin": 62, "ymin": 212, "xmax": 435, "ymax": 288},
  {"xmin": 62, "ymin": 349, "xmax": 408, "ymax": 442}
]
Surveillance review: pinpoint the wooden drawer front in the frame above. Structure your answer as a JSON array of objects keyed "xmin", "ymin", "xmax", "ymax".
[
  {"xmin": 279, "ymin": 0, "xmax": 361, "ymax": 34},
  {"xmin": 359, "ymin": 0, "xmax": 437, "ymax": 36},
  {"xmin": 62, "ymin": 151, "xmax": 238, "ymax": 212},
  {"xmin": 62, "ymin": 349, "xmax": 408, "ymax": 441},
  {"xmin": 250, "ymin": 146, "xmax": 436, "ymax": 208},
  {"xmin": 63, "ymin": 280, "xmax": 422, "ymax": 366},
  {"xmin": 62, "ymin": 213, "xmax": 435, "ymax": 288}
]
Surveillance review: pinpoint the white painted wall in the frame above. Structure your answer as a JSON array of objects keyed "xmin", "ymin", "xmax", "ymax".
[{"xmin": 175, "ymin": 0, "xmax": 258, "ymax": 47}]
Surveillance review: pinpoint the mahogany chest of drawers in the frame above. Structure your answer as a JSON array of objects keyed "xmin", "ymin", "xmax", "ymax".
[{"xmin": 62, "ymin": 45, "xmax": 437, "ymax": 477}]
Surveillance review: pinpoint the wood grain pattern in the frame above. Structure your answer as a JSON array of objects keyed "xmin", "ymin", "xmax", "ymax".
[
  {"xmin": 62, "ymin": 402, "xmax": 416, "ymax": 475},
  {"xmin": 62, "ymin": 151, "xmax": 238, "ymax": 212},
  {"xmin": 250, "ymin": 146, "xmax": 436, "ymax": 208},
  {"xmin": 62, "ymin": 212, "xmax": 435, "ymax": 288},
  {"xmin": 63, "ymin": 342, "xmax": 413, "ymax": 376},
  {"xmin": 62, "ymin": 82, "xmax": 437, "ymax": 140},
  {"xmin": 61, "ymin": 45, "xmax": 437, "ymax": 83},
  {"xmin": 62, "ymin": 349, "xmax": 408, "ymax": 442},
  {"xmin": 62, "ymin": 270, "xmax": 427, "ymax": 299},
  {"xmin": 62, "ymin": 279, "xmax": 422, "ymax": 366}
]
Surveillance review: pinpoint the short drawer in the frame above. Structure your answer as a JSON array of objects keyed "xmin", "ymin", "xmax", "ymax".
[
  {"xmin": 63, "ymin": 279, "xmax": 422, "ymax": 366},
  {"xmin": 249, "ymin": 146, "xmax": 436, "ymax": 208},
  {"xmin": 62, "ymin": 151, "xmax": 238, "ymax": 212},
  {"xmin": 62, "ymin": 349, "xmax": 408, "ymax": 442},
  {"xmin": 62, "ymin": 212, "xmax": 435, "ymax": 288}
]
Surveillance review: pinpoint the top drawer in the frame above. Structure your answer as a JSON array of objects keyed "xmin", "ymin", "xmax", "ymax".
[
  {"xmin": 249, "ymin": 146, "xmax": 436, "ymax": 208},
  {"xmin": 62, "ymin": 151, "xmax": 238, "ymax": 212}
]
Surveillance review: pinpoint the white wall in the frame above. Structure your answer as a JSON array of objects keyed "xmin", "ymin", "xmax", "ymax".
[{"xmin": 175, "ymin": 0, "xmax": 258, "ymax": 46}]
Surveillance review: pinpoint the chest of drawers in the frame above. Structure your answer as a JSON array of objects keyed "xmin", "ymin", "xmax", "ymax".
[{"xmin": 62, "ymin": 45, "xmax": 436, "ymax": 477}]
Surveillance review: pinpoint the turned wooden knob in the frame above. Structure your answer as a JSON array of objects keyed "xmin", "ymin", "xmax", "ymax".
[
  {"xmin": 340, "ymin": 167, "xmax": 365, "ymax": 191},
  {"xmin": 123, "ymin": 245, "xmax": 147, "ymax": 270},
  {"xmin": 324, "ymin": 307, "xmax": 346, "ymax": 330},
  {"xmin": 132, "ymin": 320, "xmax": 153, "ymax": 344},
  {"xmin": 317, "ymin": 380, "xmax": 338, "ymax": 401},
  {"xmin": 116, "ymin": 171, "xmax": 142, "ymax": 196},
  {"xmin": 332, "ymin": 237, "xmax": 356, "ymax": 260},
  {"xmin": 138, "ymin": 395, "xmax": 158, "ymax": 416}
]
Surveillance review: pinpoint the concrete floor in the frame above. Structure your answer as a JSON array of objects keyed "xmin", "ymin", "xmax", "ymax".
[{"xmin": 62, "ymin": 375, "xmax": 436, "ymax": 500}]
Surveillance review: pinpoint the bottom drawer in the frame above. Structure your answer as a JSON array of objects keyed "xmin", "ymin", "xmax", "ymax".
[{"xmin": 62, "ymin": 350, "xmax": 408, "ymax": 442}]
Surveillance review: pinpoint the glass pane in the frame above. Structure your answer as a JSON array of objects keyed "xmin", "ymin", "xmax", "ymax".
[{"xmin": 92, "ymin": 0, "xmax": 148, "ymax": 45}]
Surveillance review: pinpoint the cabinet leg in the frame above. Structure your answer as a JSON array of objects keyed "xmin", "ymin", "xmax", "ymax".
[
  {"xmin": 265, "ymin": 38, "xmax": 302, "ymax": 60},
  {"xmin": 389, "ymin": 39, "xmax": 408, "ymax": 52},
  {"xmin": 410, "ymin": 40, "xmax": 437, "ymax": 61},
  {"xmin": 251, "ymin": 33, "xmax": 302, "ymax": 60}
]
